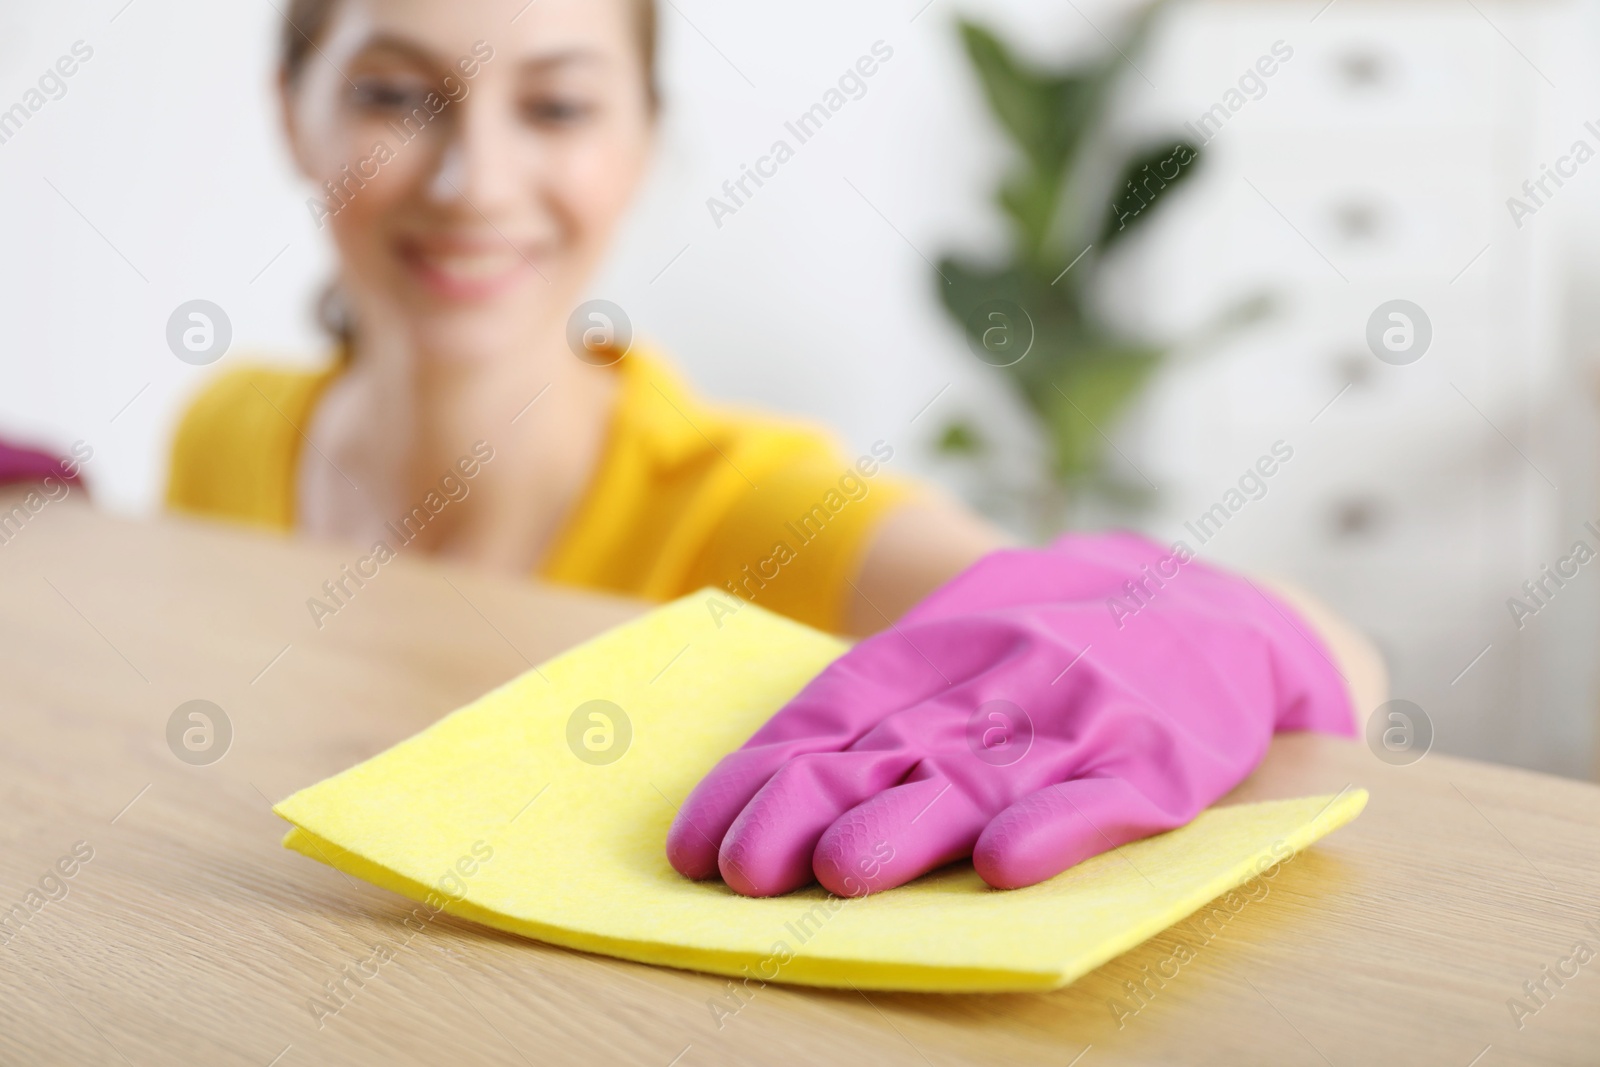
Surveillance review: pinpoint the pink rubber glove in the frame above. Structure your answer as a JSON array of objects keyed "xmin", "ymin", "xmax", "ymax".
[
  {"xmin": 0, "ymin": 439, "xmax": 79, "ymax": 488},
  {"xmin": 666, "ymin": 532, "xmax": 1354, "ymax": 897}
]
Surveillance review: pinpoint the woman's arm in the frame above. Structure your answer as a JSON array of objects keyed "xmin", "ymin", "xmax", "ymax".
[
  {"xmin": 847, "ymin": 497, "xmax": 1387, "ymax": 727},
  {"xmin": 843, "ymin": 496, "xmax": 1010, "ymax": 634}
]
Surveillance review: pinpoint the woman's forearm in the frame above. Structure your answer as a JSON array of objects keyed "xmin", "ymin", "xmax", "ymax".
[{"xmin": 849, "ymin": 500, "xmax": 1387, "ymax": 729}]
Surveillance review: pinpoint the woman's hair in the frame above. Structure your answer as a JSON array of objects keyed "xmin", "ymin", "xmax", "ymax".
[
  {"xmin": 280, "ymin": 0, "xmax": 659, "ymax": 105},
  {"xmin": 278, "ymin": 0, "xmax": 659, "ymax": 347}
]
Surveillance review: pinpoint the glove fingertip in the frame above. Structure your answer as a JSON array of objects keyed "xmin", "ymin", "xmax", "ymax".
[
  {"xmin": 971, "ymin": 783, "xmax": 1132, "ymax": 890},
  {"xmin": 665, "ymin": 813, "xmax": 721, "ymax": 880},
  {"xmin": 972, "ymin": 819, "xmax": 1087, "ymax": 890},
  {"xmin": 664, "ymin": 748, "xmax": 793, "ymax": 882},
  {"xmin": 813, "ymin": 828, "xmax": 889, "ymax": 898},
  {"xmin": 718, "ymin": 833, "xmax": 811, "ymax": 897}
]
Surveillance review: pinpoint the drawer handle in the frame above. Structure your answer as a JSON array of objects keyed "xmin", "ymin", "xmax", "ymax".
[
  {"xmin": 1335, "ymin": 49, "xmax": 1387, "ymax": 89},
  {"xmin": 1332, "ymin": 199, "xmax": 1384, "ymax": 241},
  {"xmin": 1331, "ymin": 497, "xmax": 1387, "ymax": 540}
]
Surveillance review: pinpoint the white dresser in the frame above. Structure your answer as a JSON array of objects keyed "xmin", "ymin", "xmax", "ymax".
[{"xmin": 1104, "ymin": 0, "xmax": 1598, "ymax": 775}]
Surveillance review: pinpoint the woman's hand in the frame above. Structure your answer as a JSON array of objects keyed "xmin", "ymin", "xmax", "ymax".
[{"xmin": 666, "ymin": 532, "xmax": 1358, "ymax": 897}]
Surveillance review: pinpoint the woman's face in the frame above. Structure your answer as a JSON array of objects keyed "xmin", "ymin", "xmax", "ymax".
[{"xmin": 282, "ymin": 0, "xmax": 653, "ymax": 361}]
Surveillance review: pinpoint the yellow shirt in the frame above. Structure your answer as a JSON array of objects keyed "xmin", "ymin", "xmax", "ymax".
[{"xmin": 165, "ymin": 350, "xmax": 920, "ymax": 633}]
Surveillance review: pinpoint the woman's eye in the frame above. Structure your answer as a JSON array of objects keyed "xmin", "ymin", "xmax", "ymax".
[
  {"xmin": 521, "ymin": 96, "xmax": 594, "ymax": 126},
  {"xmin": 351, "ymin": 79, "xmax": 429, "ymax": 112}
]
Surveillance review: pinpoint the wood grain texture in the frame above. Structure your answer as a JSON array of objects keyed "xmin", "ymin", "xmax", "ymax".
[{"xmin": 2, "ymin": 496, "xmax": 1598, "ymax": 1066}]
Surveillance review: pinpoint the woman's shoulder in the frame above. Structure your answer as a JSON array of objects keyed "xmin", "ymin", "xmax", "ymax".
[
  {"xmin": 178, "ymin": 360, "xmax": 337, "ymax": 416},
  {"xmin": 615, "ymin": 349, "xmax": 842, "ymax": 468},
  {"xmin": 558, "ymin": 347, "xmax": 923, "ymax": 631},
  {"xmin": 165, "ymin": 358, "xmax": 339, "ymax": 528}
]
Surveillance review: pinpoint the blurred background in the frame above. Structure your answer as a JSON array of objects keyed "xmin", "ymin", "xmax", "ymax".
[{"xmin": 4, "ymin": 0, "xmax": 1599, "ymax": 777}]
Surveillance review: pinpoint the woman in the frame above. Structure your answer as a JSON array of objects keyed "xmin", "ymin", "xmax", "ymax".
[{"xmin": 169, "ymin": 0, "xmax": 1383, "ymax": 898}]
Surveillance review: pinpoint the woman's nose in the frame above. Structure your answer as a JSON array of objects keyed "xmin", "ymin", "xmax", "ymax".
[{"xmin": 425, "ymin": 99, "xmax": 525, "ymax": 215}]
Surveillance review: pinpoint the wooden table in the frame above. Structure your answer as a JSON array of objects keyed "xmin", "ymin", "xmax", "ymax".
[{"xmin": 3, "ymin": 495, "xmax": 1598, "ymax": 1066}]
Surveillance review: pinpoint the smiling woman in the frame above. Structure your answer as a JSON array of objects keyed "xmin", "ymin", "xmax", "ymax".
[
  {"xmin": 167, "ymin": 0, "xmax": 968, "ymax": 634},
  {"xmin": 277, "ymin": 0, "xmax": 657, "ymax": 349}
]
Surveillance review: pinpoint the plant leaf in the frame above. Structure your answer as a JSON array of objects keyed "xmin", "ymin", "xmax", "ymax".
[
  {"xmin": 998, "ymin": 174, "xmax": 1060, "ymax": 259},
  {"xmin": 936, "ymin": 257, "xmax": 1026, "ymax": 327},
  {"xmin": 1097, "ymin": 139, "xmax": 1202, "ymax": 253},
  {"xmin": 958, "ymin": 22, "xmax": 1082, "ymax": 178},
  {"xmin": 1038, "ymin": 348, "xmax": 1161, "ymax": 482},
  {"xmin": 936, "ymin": 420, "xmax": 986, "ymax": 456},
  {"xmin": 1052, "ymin": 0, "xmax": 1173, "ymax": 167}
]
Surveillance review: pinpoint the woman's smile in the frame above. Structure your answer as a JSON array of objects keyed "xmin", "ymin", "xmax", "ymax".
[{"xmin": 394, "ymin": 232, "xmax": 547, "ymax": 302}]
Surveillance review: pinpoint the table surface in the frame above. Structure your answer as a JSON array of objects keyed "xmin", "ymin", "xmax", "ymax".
[{"xmin": 3, "ymin": 495, "xmax": 1599, "ymax": 1067}]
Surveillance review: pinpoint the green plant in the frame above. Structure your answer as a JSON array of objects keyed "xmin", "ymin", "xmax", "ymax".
[{"xmin": 936, "ymin": 5, "xmax": 1225, "ymax": 521}]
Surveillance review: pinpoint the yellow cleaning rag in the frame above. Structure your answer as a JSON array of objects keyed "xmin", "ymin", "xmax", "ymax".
[{"xmin": 274, "ymin": 591, "xmax": 1365, "ymax": 993}]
